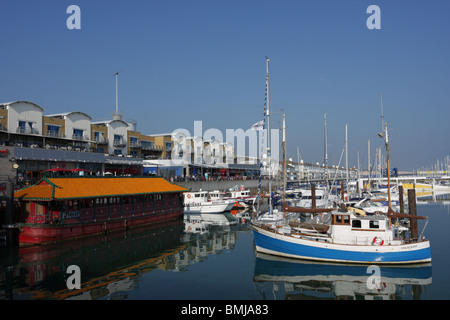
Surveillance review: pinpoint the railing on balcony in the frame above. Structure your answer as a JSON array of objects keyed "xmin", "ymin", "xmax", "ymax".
[
  {"xmin": 16, "ymin": 127, "xmax": 40, "ymax": 135},
  {"xmin": 113, "ymin": 139, "xmax": 127, "ymax": 147},
  {"xmin": 129, "ymin": 141, "xmax": 142, "ymax": 149},
  {"xmin": 46, "ymin": 130, "xmax": 66, "ymax": 138},
  {"xmin": 72, "ymin": 134, "xmax": 90, "ymax": 141},
  {"xmin": 93, "ymin": 137, "xmax": 109, "ymax": 144},
  {"xmin": 141, "ymin": 143, "xmax": 163, "ymax": 152}
]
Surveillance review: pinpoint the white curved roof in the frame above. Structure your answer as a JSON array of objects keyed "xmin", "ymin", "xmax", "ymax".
[{"xmin": 0, "ymin": 100, "xmax": 45, "ymax": 112}]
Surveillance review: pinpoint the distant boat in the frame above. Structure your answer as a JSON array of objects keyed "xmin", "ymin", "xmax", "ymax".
[
  {"xmin": 225, "ymin": 186, "xmax": 256, "ymax": 206},
  {"xmin": 294, "ymin": 188, "xmax": 334, "ymax": 209},
  {"xmin": 183, "ymin": 190, "xmax": 233, "ymax": 214},
  {"xmin": 184, "ymin": 190, "xmax": 237, "ymax": 226}
]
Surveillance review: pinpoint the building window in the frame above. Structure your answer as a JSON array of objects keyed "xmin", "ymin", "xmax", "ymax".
[
  {"xmin": 18, "ymin": 121, "xmax": 26, "ymax": 132},
  {"xmin": 73, "ymin": 128, "xmax": 84, "ymax": 140}
]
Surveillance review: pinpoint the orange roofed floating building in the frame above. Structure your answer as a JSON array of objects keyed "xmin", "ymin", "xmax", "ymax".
[{"xmin": 14, "ymin": 176, "xmax": 189, "ymax": 244}]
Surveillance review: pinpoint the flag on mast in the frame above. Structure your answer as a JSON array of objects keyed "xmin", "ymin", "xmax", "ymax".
[{"xmin": 251, "ymin": 120, "xmax": 264, "ymax": 131}]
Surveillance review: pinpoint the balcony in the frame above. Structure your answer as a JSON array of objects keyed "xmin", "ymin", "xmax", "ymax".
[
  {"xmin": 46, "ymin": 130, "xmax": 66, "ymax": 138},
  {"xmin": 129, "ymin": 141, "xmax": 142, "ymax": 149},
  {"xmin": 113, "ymin": 139, "xmax": 127, "ymax": 147},
  {"xmin": 16, "ymin": 127, "xmax": 40, "ymax": 135},
  {"xmin": 72, "ymin": 134, "xmax": 89, "ymax": 141},
  {"xmin": 141, "ymin": 143, "xmax": 163, "ymax": 152},
  {"xmin": 93, "ymin": 136, "xmax": 109, "ymax": 145}
]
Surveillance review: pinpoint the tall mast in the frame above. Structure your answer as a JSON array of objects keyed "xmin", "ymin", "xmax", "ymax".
[
  {"xmin": 282, "ymin": 111, "xmax": 286, "ymax": 219},
  {"xmin": 345, "ymin": 123, "xmax": 349, "ymax": 184},
  {"xmin": 368, "ymin": 139, "xmax": 371, "ymax": 189},
  {"xmin": 265, "ymin": 57, "xmax": 272, "ymax": 214},
  {"xmin": 324, "ymin": 112, "xmax": 328, "ymax": 185},
  {"xmin": 113, "ymin": 71, "xmax": 122, "ymax": 120},
  {"xmin": 115, "ymin": 72, "xmax": 119, "ymax": 115},
  {"xmin": 378, "ymin": 94, "xmax": 391, "ymax": 209}
]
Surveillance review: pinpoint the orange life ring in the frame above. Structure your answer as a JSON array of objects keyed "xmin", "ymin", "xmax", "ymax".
[
  {"xmin": 372, "ymin": 237, "xmax": 384, "ymax": 246},
  {"xmin": 187, "ymin": 194, "xmax": 191, "ymax": 198}
]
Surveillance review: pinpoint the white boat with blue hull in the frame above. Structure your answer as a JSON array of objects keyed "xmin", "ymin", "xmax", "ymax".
[{"xmin": 252, "ymin": 208, "xmax": 431, "ymax": 265}]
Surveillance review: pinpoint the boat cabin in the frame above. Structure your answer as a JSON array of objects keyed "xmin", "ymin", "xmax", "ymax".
[
  {"xmin": 330, "ymin": 211, "xmax": 399, "ymax": 246},
  {"xmin": 209, "ymin": 190, "xmax": 226, "ymax": 200},
  {"xmin": 184, "ymin": 191, "xmax": 209, "ymax": 205},
  {"xmin": 226, "ymin": 186, "xmax": 251, "ymax": 199}
]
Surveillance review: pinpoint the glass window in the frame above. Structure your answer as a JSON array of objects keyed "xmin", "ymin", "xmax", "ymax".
[
  {"xmin": 18, "ymin": 120, "xmax": 26, "ymax": 133},
  {"xmin": 343, "ymin": 215, "xmax": 350, "ymax": 225},
  {"xmin": 352, "ymin": 219, "xmax": 361, "ymax": 228},
  {"xmin": 369, "ymin": 220, "xmax": 380, "ymax": 229},
  {"xmin": 48, "ymin": 125, "xmax": 60, "ymax": 134},
  {"xmin": 73, "ymin": 129, "xmax": 83, "ymax": 139}
]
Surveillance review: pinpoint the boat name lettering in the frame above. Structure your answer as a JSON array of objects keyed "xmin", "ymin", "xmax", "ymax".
[
  {"xmin": 62, "ymin": 211, "xmax": 80, "ymax": 220},
  {"xmin": 401, "ymin": 244, "xmax": 418, "ymax": 250}
]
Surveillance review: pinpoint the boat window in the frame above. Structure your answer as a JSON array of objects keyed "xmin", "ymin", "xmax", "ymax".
[
  {"xmin": 369, "ymin": 220, "xmax": 380, "ymax": 229},
  {"xmin": 352, "ymin": 220, "xmax": 361, "ymax": 228},
  {"xmin": 343, "ymin": 215, "xmax": 350, "ymax": 224},
  {"xmin": 334, "ymin": 215, "xmax": 350, "ymax": 225}
]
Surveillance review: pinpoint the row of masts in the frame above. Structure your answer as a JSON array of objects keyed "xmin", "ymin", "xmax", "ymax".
[{"xmin": 259, "ymin": 58, "xmax": 394, "ymax": 218}]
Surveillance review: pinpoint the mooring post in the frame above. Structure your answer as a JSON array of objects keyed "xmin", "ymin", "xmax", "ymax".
[
  {"xmin": 408, "ymin": 188, "xmax": 418, "ymax": 240},
  {"xmin": 399, "ymin": 185, "xmax": 404, "ymax": 213},
  {"xmin": 311, "ymin": 183, "xmax": 316, "ymax": 209}
]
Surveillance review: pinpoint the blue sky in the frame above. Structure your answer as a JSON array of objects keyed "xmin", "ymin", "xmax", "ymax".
[{"xmin": 1, "ymin": 0, "xmax": 449, "ymax": 171}]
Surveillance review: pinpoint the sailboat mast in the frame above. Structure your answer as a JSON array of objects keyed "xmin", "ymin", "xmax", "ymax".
[
  {"xmin": 282, "ymin": 111, "xmax": 286, "ymax": 219},
  {"xmin": 385, "ymin": 121, "xmax": 391, "ymax": 208},
  {"xmin": 345, "ymin": 123, "xmax": 349, "ymax": 184},
  {"xmin": 324, "ymin": 112, "xmax": 328, "ymax": 185},
  {"xmin": 265, "ymin": 57, "xmax": 272, "ymax": 214}
]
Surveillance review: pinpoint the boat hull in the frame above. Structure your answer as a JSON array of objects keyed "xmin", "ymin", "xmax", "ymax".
[
  {"xmin": 252, "ymin": 224, "xmax": 431, "ymax": 265},
  {"xmin": 19, "ymin": 209, "xmax": 183, "ymax": 245},
  {"xmin": 184, "ymin": 203, "xmax": 230, "ymax": 214}
]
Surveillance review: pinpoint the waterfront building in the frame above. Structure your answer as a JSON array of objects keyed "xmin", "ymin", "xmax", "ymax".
[{"xmin": 0, "ymin": 100, "xmax": 354, "ymax": 186}]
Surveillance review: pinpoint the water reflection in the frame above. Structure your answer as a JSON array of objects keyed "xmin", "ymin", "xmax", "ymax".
[
  {"xmin": 0, "ymin": 218, "xmax": 247, "ymax": 300},
  {"xmin": 253, "ymin": 253, "xmax": 432, "ymax": 300}
]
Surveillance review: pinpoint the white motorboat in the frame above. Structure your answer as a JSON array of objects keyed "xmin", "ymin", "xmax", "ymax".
[{"xmin": 184, "ymin": 191, "xmax": 230, "ymax": 214}]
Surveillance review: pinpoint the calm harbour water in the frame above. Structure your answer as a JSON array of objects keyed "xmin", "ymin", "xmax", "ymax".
[{"xmin": 1, "ymin": 195, "xmax": 450, "ymax": 301}]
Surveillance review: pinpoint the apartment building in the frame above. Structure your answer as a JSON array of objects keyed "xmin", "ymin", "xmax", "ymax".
[{"xmin": 0, "ymin": 101, "xmax": 171, "ymax": 183}]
